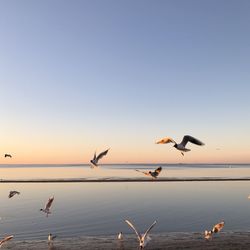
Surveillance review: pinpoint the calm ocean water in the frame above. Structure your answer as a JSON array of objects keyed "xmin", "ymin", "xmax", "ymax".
[{"xmin": 0, "ymin": 164, "xmax": 250, "ymax": 240}]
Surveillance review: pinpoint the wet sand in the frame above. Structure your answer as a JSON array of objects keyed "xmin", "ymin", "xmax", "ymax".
[{"xmin": 5, "ymin": 232, "xmax": 250, "ymax": 249}]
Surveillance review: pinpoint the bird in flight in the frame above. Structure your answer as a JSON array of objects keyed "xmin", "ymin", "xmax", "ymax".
[
  {"xmin": 125, "ymin": 220, "xmax": 156, "ymax": 249},
  {"xmin": 40, "ymin": 196, "xmax": 54, "ymax": 217},
  {"xmin": 4, "ymin": 154, "xmax": 12, "ymax": 158},
  {"xmin": 90, "ymin": 148, "xmax": 110, "ymax": 168},
  {"xmin": 135, "ymin": 167, "xmax": 162, "ymax": 179},
  {"xmin": 204, "ymin": 221, "xmax": 225, "ymax": 240},
  {"xmin": 0, "ymin": 235, "xmax": 13, "ymax": 248},
  {"xmin": 156, "ymin": 135, "xmax": 204, "ymax": 156},
  {"xmin": 8, "ymin": 191, "xmax": 20, "ymax": 198}
]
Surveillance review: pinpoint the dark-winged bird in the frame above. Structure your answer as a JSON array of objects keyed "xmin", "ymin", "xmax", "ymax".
[
  {"xmin": 156, "ymin": 135, "xmax": 204, "ymax": 156},
  {"xmin": 9, "ymin": 191, "xmax": 20, "ymax": 198},
  {"xmin": 135, "ymin": 167, "xmax": 162, "ymax": 179},
  {"xmin": 4, "ymin": 154, "xmax": 12, "ymax": 158},
  {"xmin": 90, "ymin": 149, "xmax": 109, "ymax": 168},
  {"xmin": 40, "ymin": 196, "xmax": 54, "ymax": 217},
  {"xmin": 204, "ymin": 221, "xmax": 225, "ymax": 240}
]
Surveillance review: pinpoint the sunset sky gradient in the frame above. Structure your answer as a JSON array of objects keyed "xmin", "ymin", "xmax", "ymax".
[{"xmin": 0, "ymin": 0, "xmax": 250, "ymax": 164}]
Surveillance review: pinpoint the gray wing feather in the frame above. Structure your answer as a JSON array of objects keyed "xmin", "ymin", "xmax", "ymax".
[
  {"xmin": 180, "ymin": 135, "xmax": 204, "ymax": 147},
  {"xmin": 96, "ymin": 149, "xmax": 109, "ymax": 163},
  {"xmin": 142, "ymin": 221, "xmax": 157, "ymax": 241}
]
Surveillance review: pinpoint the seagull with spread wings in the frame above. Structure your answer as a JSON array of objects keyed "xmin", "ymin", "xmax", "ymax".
[
  {"xmin": 204, "ymin": 221, "xmax": 225, "ymax": 240},
  {"xmin": 156, "ymin": 135, "xmax": 204, "ymax": 156},
  {"xmin": 4, "ymin": 154, "xmax": 12, "ymax": 158},
  {"xmin": 40, "ymin": 196, "xmax": 54, "ymax": 217},
  {"xmin": 135, "ymin": 167, "xmax": 162, "ymax": 179},
  {"xmin": 125, "ymin": 220, "xmax": 156, "ymax": 249},
  {"xmin": 90, "ymin": 148, "xmax": 110, "ymax": 168}
]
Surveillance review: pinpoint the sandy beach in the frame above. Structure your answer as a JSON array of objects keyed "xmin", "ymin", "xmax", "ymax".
[{"xmin": 4, "ymin": 232, "xmax": 250, "ymax": 249}]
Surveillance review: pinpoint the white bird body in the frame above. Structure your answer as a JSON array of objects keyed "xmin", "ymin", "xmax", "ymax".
[
  {"xmin": 156, "ymin": 135, "xmax": 204, "ymax": 156},
  {"xmin": 125, "ymin": 220, "xmax": 156, "ymax": 249},
  {"xmin": 48, "ymin": 233, "xmax": 57, "ymax": 244},
  {"xmin": 40, "ymin": 196, "xmax": 54, "ymax": 217},
  {"xmin": 90, "ymin": 149, "xmax": 109, "ymax": 168},
  {"xmin": 118, "ymin": 232, "xmax": 123, "ymax": 240}
]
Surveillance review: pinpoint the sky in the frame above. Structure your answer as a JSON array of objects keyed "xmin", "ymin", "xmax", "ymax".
[{"xmin": 0, "ymin": 0, "xmax": 250, "ymax": 164}]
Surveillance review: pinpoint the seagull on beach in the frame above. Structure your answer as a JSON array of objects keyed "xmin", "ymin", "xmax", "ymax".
[
  {"xmin": 156, "ymin": 135, "xmax": 204, "ymax": 156},
  {"xmin": 125, "ymin": 220, "xmax": 156, "ymax": 249},
  {"xmin": 204, "ymin": 221, "xmax": 225, "ymax": 240},
  {"xmin": 40, "ymin": 196, "xmax": 54, "ymax": 217},
  {"xmin": 0, "ymin": 235, "xmax": 13, "ymax": 248},
  {"xmin": 8, "ymin": 191, "xmax": 20, "ymax": 198},
  {"xmin": 90, "ymin": 149, "xmax": 110, "ymax": 167},
  {"xmin": 135, "ymin": 167, "xmax": 162, "ymax": 179},
  {"xmin": 4, "ymin": 154, "xmax": 12, "ymax": 158},
  {"xmin": 48, "ymin": 233, "xmax": 57, "ymax": 244}
]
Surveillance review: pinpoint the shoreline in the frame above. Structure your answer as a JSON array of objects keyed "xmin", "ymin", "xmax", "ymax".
[
  {"xmin": 4, "ymin": 232, "xmax": 250, "ymax": 249},
  {"xmin": 1, "ymin": 177, "xmax": 250, "ymax": 183}
]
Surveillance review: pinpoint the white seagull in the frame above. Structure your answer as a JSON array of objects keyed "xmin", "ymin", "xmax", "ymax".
[
  {"xmin": 204, "ymin": 221, "xmax": 225, "ymax": 240},
  {"xmin": 48, "ymin": 233, "xmax": 57, "ymax": 244},
  {"xmin": 0, "ymin": 235, "xmax": 13, "ymax": 248},
  {"xmin": 118, "ymin": 232, "xmax": 123, "ymax": 240},
  {"xmin": 156, "ymin": 135, "xmax": 204, "ymax": 156},
  {"xmin": 135, "ymin": 167, "xmax": 162, "ymax": 179},
  {"xmin": 40, "ymin": 196, "xmax": 54, "ymax": 217},
  {"xmin": 90, "ymin": 148, "xmax": 110, "ymax": 168},
  {"xmin": 8, "ymin": 190, "xmax": 20, "ymax": 198},
  {"xmin": 125, "ymin": 220, "xmax": 156, "ymax": 249}
]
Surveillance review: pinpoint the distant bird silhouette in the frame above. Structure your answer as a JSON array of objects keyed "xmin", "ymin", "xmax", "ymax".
[
  {"xmin": 8, "ymin": 191, "xmax": 20, "ymax": 198},
  {"xmin": 156, "ymin": 135, "xmax": 204, "ymax": 156},
  {"xmin": 90, "ymin": 149, "xmax": 110, "ymax": 167},
  {"xmin": 40, "ymin": 196, "xmax": 54, "ymax": 217},
  {"xmin": 125, "ymin": 220, "xmax": 156, "ymax": 249},
  {"xmin": 4, "ymin": 154, "xmax": 12, "ymax": 158},
  {"xmin": 135, "ymin": 167, "xmax": 162, "ymax": 179},
  {"xmin": 48, "ymin": 233, "xmax": 57, "ymax": 244},
  {"xmin": 0, "ymin": 235, "xmax": 13, "ymax": 248},
  {"xmin": 204, "ymin": 221, "xmax": 225, "ymax": 240}
]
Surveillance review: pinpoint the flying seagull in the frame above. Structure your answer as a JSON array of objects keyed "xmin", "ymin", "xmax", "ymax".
[
  {"xmin": 204, "ymin": 221, "xmax": 225, "ymax": 240},
  {"xmin": 4, "ymin": 154, "xmax": 12, "ymax": 158},
  {"xmin": 8, "ymin": 191, "xmax": 20, "ymax": 198},
  {"xmin": 48, "ymin": 233, "xmax": 57, "ymax": 244},
  {"xmin": 135, "ymin": 167, "xmax": 162, "ymax": 179},
  {"xmin": 0, "ymin": 235, "xmax": 13, "ymax": 248},
  {"xmin": 90, "ymin": 148, "xmax": 110, "ymax": 167},
  {"xmin": 156, "ymin": 135, "xmax": 204, "ymax": 156},
  {"xmin": 125, "ymin": 220, "xmax": 156, "ymax": 249},
  {"xmin": 40, "ymin": 196, "xmax": 54, "ymax": 217}
]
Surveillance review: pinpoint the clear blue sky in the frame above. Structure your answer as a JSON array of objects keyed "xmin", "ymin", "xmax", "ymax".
[{"xmin": 0, "ymin": 0, "xmax": 250, "ymax": 163}]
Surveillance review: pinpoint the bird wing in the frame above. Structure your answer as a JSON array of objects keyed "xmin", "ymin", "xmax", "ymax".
[
  {"xmin": 180, "ymin": 135, "xmax": 204, "ymax": 147},
  {"xmin": 45, "ymin": 196, "xmax": 54, "ymax": 210},
  {"xmin": 93, "ymin": 152, "xmax": 97, "ymax": 161},
  {"xmin": 156, "ymin": 137, "xmax": 176, "ymax": 144},
  {"xmin": 96, "ymin": 149, "xmax": 109, "ymax": 163},
  {"xmin": 154, "ymin": 167, "xmax": 162, "ymax": 175},
  {"xmin": 125, "ymin": 220, "xmax": 142, "ymax": 242},
  {"xmin": 142, "ymin": 221, "xmax": 157, "ymax": 241},
  {"xmin": 52, "ymin": 235, "xmax": 57, "ymax": 240},
  {"xmin": 0, "ymin": 235, "xmax": 13, "ymax": 245},
  {"xmin": 135, "ymin": 169, "xmax": 150, "ymax": 176},
  {"xmin": 212, "ymin": 221, "xmax": 224, "ymax": 233}
]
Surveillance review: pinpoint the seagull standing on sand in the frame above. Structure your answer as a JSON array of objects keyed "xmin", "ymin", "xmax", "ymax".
[
  {"xmin": 40, "ymin": 196, "xmax": 54, "ymax": 217},
  {"xmin": 0, "ymin": 235, "xmax": 13, "ymax": 248},
  {"xmin": 204, "ymin": 221, "xmax": 225, "ymax": 240},
  {"xmin": 156, "ymin": 135, "xmax": 204, "ymax": 156},
  {"xmin": 48, "ymin": 233, "xmax": 57, "ymax": 244},
  {"xmin": 135, "ymin": 167, "xmax": 162, "ymax": 179},
  {"xmin": 8, "ymin": 191, "xmax": 20, "ymax": 198},
  {"xmin": 125, "ymin": 220, "xmax": 157, "ymax": 249},
  {"xmin": 90, "ymin": 149, "xmax": 110, "ymax": 168},
  {"xmin": 4, "ymin": 154, "xmax": 12, "ymax": 158}
]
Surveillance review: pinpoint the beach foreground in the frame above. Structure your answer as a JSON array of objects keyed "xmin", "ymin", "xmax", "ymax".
[{"xmin": 4, "ymin": 232, "xmax": 250, "ymax": 249}]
